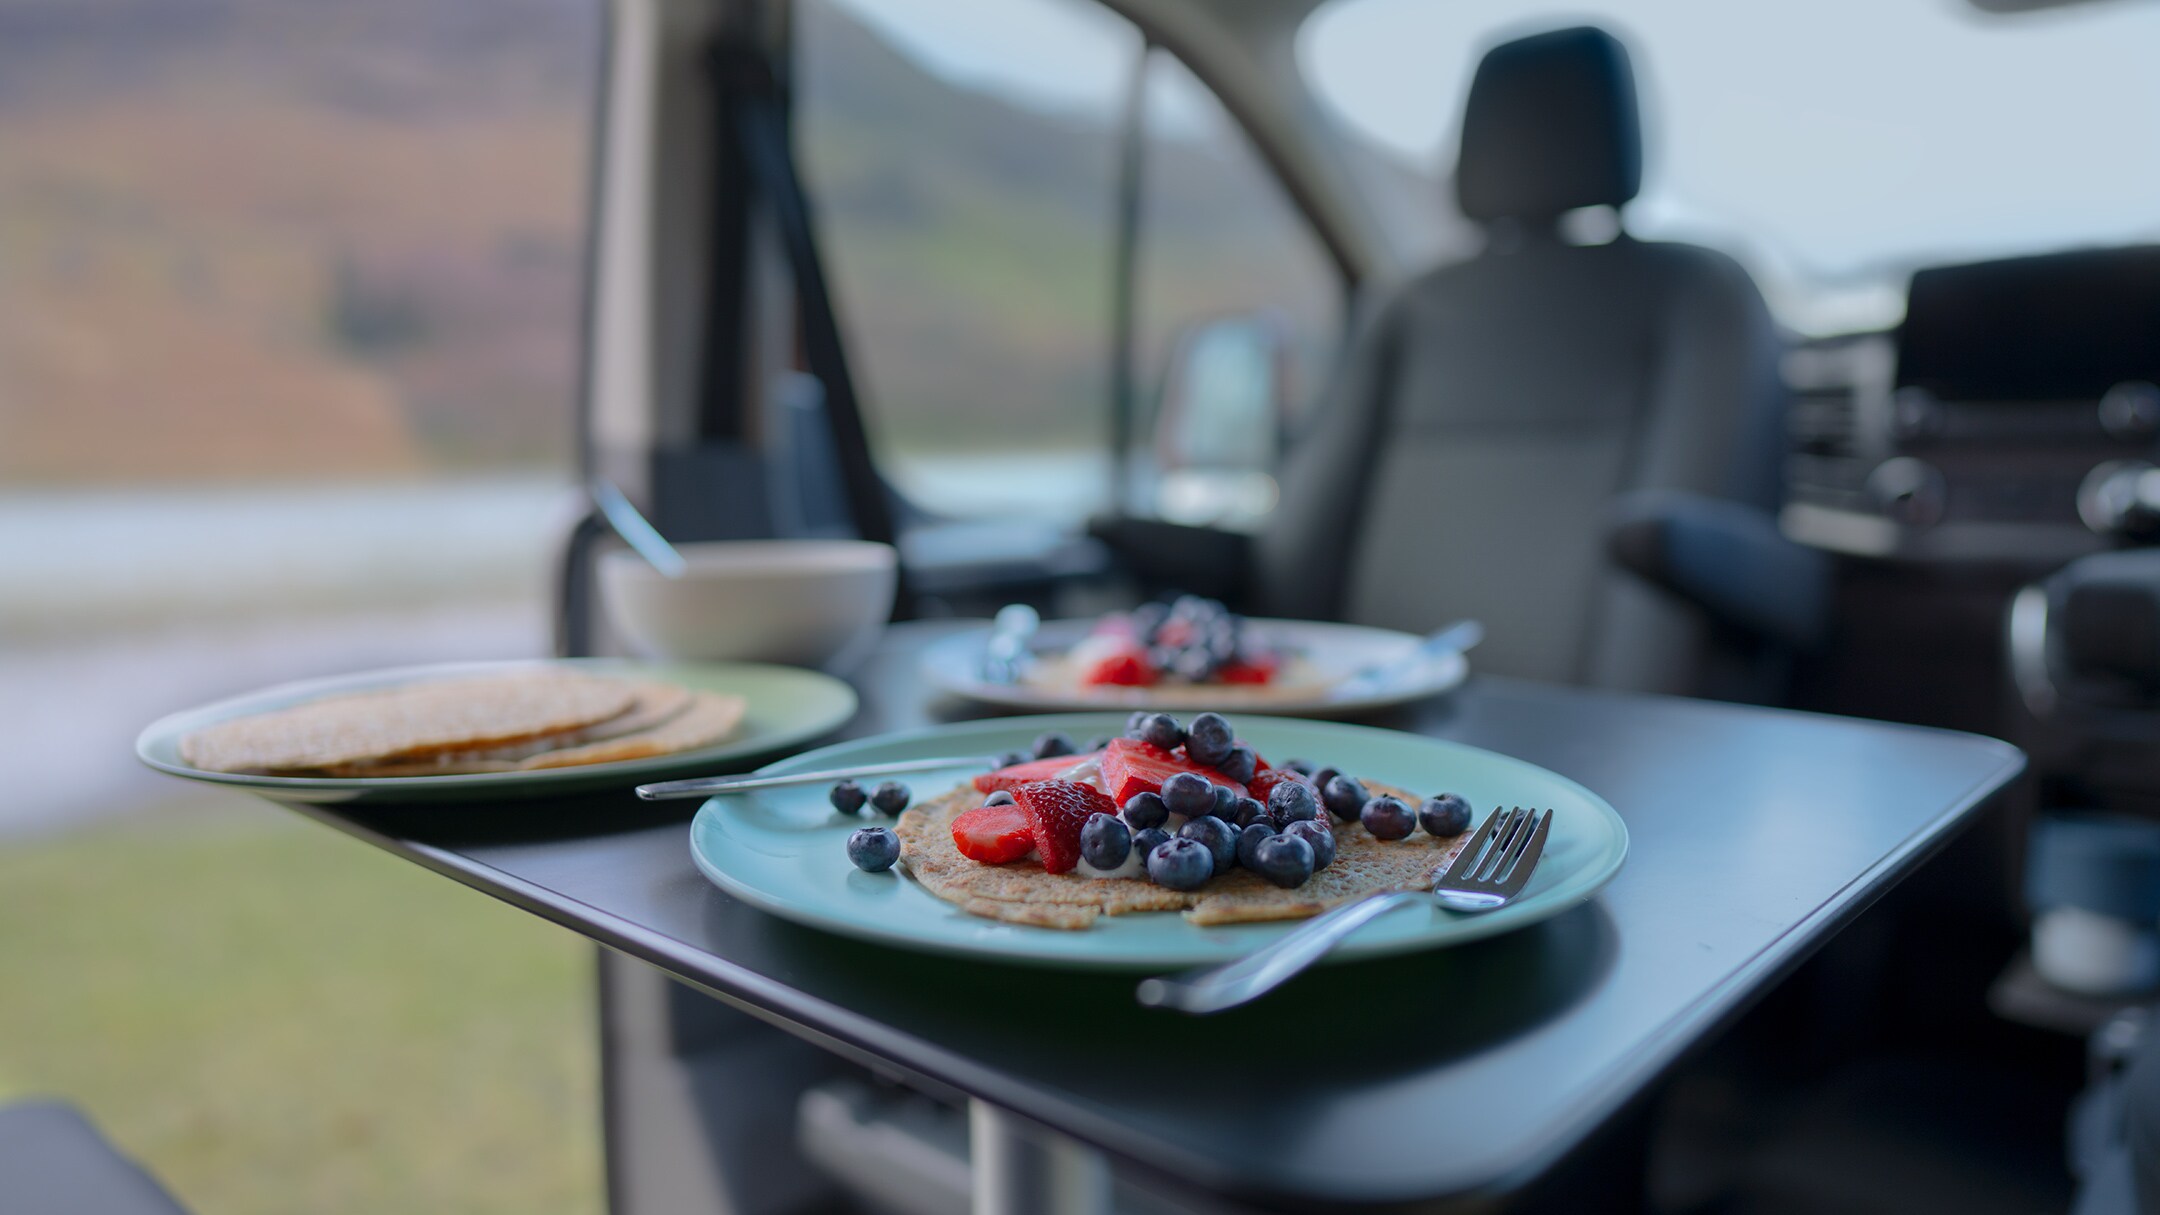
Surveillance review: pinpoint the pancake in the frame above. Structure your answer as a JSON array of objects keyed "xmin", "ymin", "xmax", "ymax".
[
  {"xmin": 517, "ymin": 689, "xmax": 744, "ymax": 769},
  {"xmin": 316, "ymin": 680, "xmax": 702, "ymax": 776},
  {"xmin": 894, "ymin": 778, "xmax": 1473, "ymax": 930},
  {"xmin": 179, "ymin": 671, "xmax": 639, "ymax": 774}
]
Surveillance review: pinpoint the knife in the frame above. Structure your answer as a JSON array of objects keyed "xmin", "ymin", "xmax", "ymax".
[{"xmin": 635, "ymin": 754, "xmax": 1005, "ymax": 801}]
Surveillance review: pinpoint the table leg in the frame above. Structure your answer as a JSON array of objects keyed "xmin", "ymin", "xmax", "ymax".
[{"xmin": 968, "ymin": 1098, "xmax": 1111, "ymax": 1215}]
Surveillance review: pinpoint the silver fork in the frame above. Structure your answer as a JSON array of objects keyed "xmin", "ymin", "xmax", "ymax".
[{"xmin": 1134, "ymin": 806, "xmax": 1554, "ymax": 1014}]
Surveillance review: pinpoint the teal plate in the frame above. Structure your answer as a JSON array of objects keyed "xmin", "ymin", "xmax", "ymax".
[
  {"xmin": 137, "ymin": 658, "xmax": 859, "ymax": 805},
  {"xmin": 690, "ymin": 714, "xmax": 1627, "ymax": 970}
]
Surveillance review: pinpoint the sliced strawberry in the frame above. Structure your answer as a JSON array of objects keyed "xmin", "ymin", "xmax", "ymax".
[
  {"xmin": 1010, "ymin": 779, "xmax": 1117, "ymax": 874},
  {"xmin": 1099, "ymin": 737, "xmax": 1247, "ymax": 805},
  {"xmin": 1217, "ymin": 658, "xmax": 1277, "ymax": 685},
  {"xmin": 1081, "ymin": 648, "xmax": 1155, "ymax": 687},
  {"xmin": 1247, "ymin": 767, "xmax": 1310, "ymax": 803},
  {"xmin": 952, "ymin": 803, "xmax": 1035, "ymax": 864},
  {"xmin": 973, "ymin": 752, "xmax": 1098, "ymax": 794}
]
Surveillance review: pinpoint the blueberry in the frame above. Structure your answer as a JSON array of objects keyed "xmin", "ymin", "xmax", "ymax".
[
  {"xmin": 1286, "ymin": 819, "xmax": 1336, "ymax": 869},
  {"xmin": 1252, "ymin": 832, "xmax": 1315, "ymax": 888},
  {"xmin": 1121, "ymin": 791, "xmax": 1169, "ymax": 831},
  {"xmin": 1161, "ymin": 772, "xmax": 1215, "ymax": 819},
  {"xmin": 1419, "ymin": 792, "xmax": 1472, "ymax": 838},
  {"xmin": 829, "ymin": 779, "xmax": 868, "ymax": 815},
  {"xmin": 1361, "ymin": 795, "xmax": 1415, "ymax": 841},
  {"xmin": 1141, "ymin": 713, "xmax": 1185, "ymax": 751},
  {"xmin": 1147, "ymin": 836, "xmax": 1214, "ymax": 891},
  {"xmin": 1210, "ymin": 782, "xmax": 1237, "ymax": 820},
  {"xmin": 1180, "ymin": 815, "xmax": 1239, "ymax": 872},
  {"xmin": 1171, "ymin": 649, "xmax": 1217, "ymax": 682},
  {"xmin": 1130, "ymin": 826, "xmax": 1172, "ymax": 859},
  {"xmin": 870, "ymin": 781, "xmax": 911, "ymax": 815},
  {"xmin": 1265, "ymin": 779, "xmax": 1320, "ymax": 828},
  {"xmin": 1185, "ymin": 712, "xmax": 1234, "ymax": 767},
  {"xmin": 1236, "ymin": 822, "xmax": 1277, "ymax": 869},
  {"xmin": 1282, "ymin": 758, "xmax": 1317, "ymax": 777},
  {"xmin": 998, "ymin": 749, "xmax": 1030, "ymax": 769},
  {"xmin": 1079, "ymin": 813, "xmax": 1132, "ymax": 871},
  {"xmin": 1125, "ymin": 710, "xmax": 1152, "ymax": 740},
  {"xmin": 1321, "ymin": 774, "xmax": 1369, "ymax": 822},
  {"xmin": 1228, "ymin": 795, "xmax": 1267, "ymax": 829},
  {"xmin": 1032, "ymin": 731, "xmax": 1075, "ymax": 760},
  {"xmin": 846, "ymin": 826, "xmax": 900, "ymax": 873},
  {"xmin": 1311, "ymin": 767, "xmax": 1341, "ymax": 798},
  {"xmin": 983, "ymin": 789, "xmax": 1016, "ymax": 807},
  {"xmin": 1083, "ymin": 735, "xmax": 1113, "ymax": 753},
  {"xmin": 1216, "ymin": 746, "xmax": 1258, "ymax": 785}
]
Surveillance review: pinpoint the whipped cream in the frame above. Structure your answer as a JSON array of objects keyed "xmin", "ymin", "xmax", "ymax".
[{"xmin": 1076, "ymin": 849, "xmax": 1146, "ymax": 881}]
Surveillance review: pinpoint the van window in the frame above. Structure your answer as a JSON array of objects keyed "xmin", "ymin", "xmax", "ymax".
[
  {"xmin": 796, "ymin": 0, "xmax": 1138, "ymax": 521},
  {"xmin": 1130, "ymin": 50, "xmax": 1343, "ymax": 527}
]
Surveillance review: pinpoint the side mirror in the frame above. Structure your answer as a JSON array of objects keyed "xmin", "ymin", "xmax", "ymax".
[{"xmin": 1149, "ymin": 315, "xmax": 1291, "ymax": 526}]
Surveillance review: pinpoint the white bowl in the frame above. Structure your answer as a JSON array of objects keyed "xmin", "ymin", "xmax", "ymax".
[{"xmin": 598, "ymin": 540, "xmax": 897, "ymax": 669}]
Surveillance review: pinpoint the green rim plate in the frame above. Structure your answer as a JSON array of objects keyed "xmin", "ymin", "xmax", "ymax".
[
  {"xmin": 690, "ymin": 713, "xmax": 1626, "ymax": 969},
  {"xmin": 136, "ymin": 658, "xmax": 859, "ymax": 804}
]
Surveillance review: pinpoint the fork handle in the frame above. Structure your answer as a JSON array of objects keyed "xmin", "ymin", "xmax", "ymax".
[{"xmin": 1134, "ymin": 891, "xmax": 1426, "ymax": 1014}]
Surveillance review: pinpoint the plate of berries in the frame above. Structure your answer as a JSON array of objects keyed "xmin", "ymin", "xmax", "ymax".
[
  {"xmin": 688, "ymin": 709, "xmax": 1626, "ymax": 969},
  {"xmin": 919, "ymin": 596, "xmax": 1469, "ymax": 715}
]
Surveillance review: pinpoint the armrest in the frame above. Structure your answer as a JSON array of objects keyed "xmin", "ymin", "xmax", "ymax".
[
  {"xmin": 1606, "ymin": 490, "xmax": 1831, "ymax": 651},
  {"xmin": 1085, "ymin": 515, "xmax": 1254, "ymax": 606}
]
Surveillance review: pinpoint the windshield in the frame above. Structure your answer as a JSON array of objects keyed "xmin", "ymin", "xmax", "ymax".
[{"xmin": 1299, "ymin": 0, "xmax": 2160, "ymax": 334}]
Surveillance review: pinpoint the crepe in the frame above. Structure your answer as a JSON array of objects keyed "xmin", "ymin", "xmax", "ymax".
[
  {"xmin": 894, "ymin": 778, "xmax": 1473, "ymax": 930},
  {"xmin": 314, "ymin": 680, "xmax": 702, "ymax": 776},
  {"xmin": 178, "ymin": 671, "xmax": 639, "ymax": 774}
]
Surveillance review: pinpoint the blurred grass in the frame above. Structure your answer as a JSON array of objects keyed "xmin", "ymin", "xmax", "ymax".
[{"xmin": 0, "ymin": 796, "xmax": 602, "ymax": 1215}]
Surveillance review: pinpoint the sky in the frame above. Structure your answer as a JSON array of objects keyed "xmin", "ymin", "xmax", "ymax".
[{"xmin": 830, "ymin": 0, "xmax": 2160, "ymax": 331}]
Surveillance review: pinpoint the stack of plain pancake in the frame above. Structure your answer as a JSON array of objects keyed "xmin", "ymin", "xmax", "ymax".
[{"xmin": 179, "ymin": 670, "xmax": 744, "ymax": 776}]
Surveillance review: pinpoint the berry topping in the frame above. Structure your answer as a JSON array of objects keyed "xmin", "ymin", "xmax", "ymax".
[
  {"xmin": 1321, "ymin": 774, "xmax": 1369, "ymax": 822},
  {"xmin": 999, "ymin": 749, "xmax": 1030, "ymax": 768},
  {"xmin": 1081, "ymin": 647, "xmax": 1156, "ymax": 687},
  {"xmin": 1216, "ymin": 745, "xmax": 1258, "ymax": 786},
  {"xmin": 974, "ymin": 752, "xmax": 1090, "ymax": 794},
  {"xmin": 1185, "ymin": 712, "xmax": 1234, "ymax": 767},
  {"xmin": 1124, "ymin": 710, "xmax": 1152, "ymax": 739},
  {"xmin": 1236, "ymin": 822, "xmax": 1277, "ymax": 870},
  {"xmin": 1286, "ymin": 819, "xmax": 1336, "ymax": 869},
  {"xmin": 1130, "ymin": 826, "xmax": 1172, "ymax": 860},
  {"xmin": 1265, "ymin": 779, "xmax": 1320, "ymax": 829},
  {"xmin": 1098, "ymin": 737, "xmax": 1247, "ymax": 805},
  {"xmin": 1079, "ymin": 812, "xmax": 1133, "ymax": 871},
  {"xmin": 1179, "ymin": 815, "xmax": 1239, "ymax": 872},
  {"xmin": 1252, "ymin": 832, "xmax": 1316, "ymax": 888},
  {"xmin": 846, "ymin": 826, "xmax": 900, "ymax": 872},
  {"xmin": 1120, "ymin": 790, "xmax": 1169, "ymax": 831},
  {"xmin": 951, "ymin": 803, "xmax": 1034, "ymax": 864},
  {"xmin": 1011, "ymin": 779, "xmax": 1118, "ymax": 874},
  {"xmin": 1032, "ymin": 731, "xmax": 1076, "ymax": 760},
  {"xmin": 1083, "ymin": 735, "xmax": 1113, "ymax": 753},
  {"xmin": 1419, "ymin": 793, "xmax": 1472, "ymax": 838},
  {"xmin": 870, "ymin": 781, "xmax": 912, "ymax": 814},
  {"xmin": 1161, "ymin": 772, "xmax": 1216, "ymax": 819},
  {"xmin": 1216, "ymin": 656, "xmax": 1278, "ymax": 685},
  {"xmin": 829, "ymin": 779, "xmax": 868, "ymax": 815},
  {"xmin": 1310, "ymin": 767, "xmax": 1341, "ymax": 799},
  {"xmin": 1281, "ymin": 759, "xmax": 1317, "ymax": 777},
  {"xmin": 1146, "ymin": 836, "xmax": 1214, "ymax": 891},
  {"xmin": 1140, "ymin": 713, "xmax": 1185, "ymax": 752},
  {"xmin": 1228, "ymin": 795, "xmax": 1267, "ymax": 829},
  {"xmin": 984, "ymin": 789, "xmax": 1016, "ymax": 807},
  {"xmin": 1360, "ymin": 795, "xmax": 1415, "ymax": 841},
  {"xmin": 1210, "ymin": 782, "xmax": 1237, "ymax": 820}
]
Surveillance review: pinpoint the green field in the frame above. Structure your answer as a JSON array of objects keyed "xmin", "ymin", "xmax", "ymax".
[{"xmin": 0, "ymin": 798, "xmax": 602, "ymax": 1215}]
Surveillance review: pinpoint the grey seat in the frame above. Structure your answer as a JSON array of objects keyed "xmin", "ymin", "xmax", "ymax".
[{"xmin": 1255, "ymin": 25, "xmax": 1788, "ymax": 695}]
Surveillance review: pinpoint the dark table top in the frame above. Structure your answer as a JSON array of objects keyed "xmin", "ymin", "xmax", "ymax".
[{"xmin": 293, "ymin": 623, "xmax": 2024, "ymax": 1212}]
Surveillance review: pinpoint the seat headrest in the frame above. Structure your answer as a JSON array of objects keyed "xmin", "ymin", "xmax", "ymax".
[{"xmin": 1455, "ymin": 25, "xmax": 1642, "ymax": 224}]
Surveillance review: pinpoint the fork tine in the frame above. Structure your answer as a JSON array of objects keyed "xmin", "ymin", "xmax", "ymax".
[
  {"xmin": 1492, "ymin": 809, "xmax": 1553, "ymax": 895},
  {"xmin": 1470, "ymin": 807, "xmax": 1531, "ymax": 883},
  {"xmin": 1494, "ymin": 804, "xmax": 1546, "ymax": 877},
  {"xmin": 1439, "ymin": 807, "xmax": 1511, "ymax": 882}
]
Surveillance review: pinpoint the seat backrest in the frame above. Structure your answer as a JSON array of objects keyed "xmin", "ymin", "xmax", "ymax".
[{"xmin": 1256, "ymin": 26, "xmax": 1784, "ymax": 695}]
